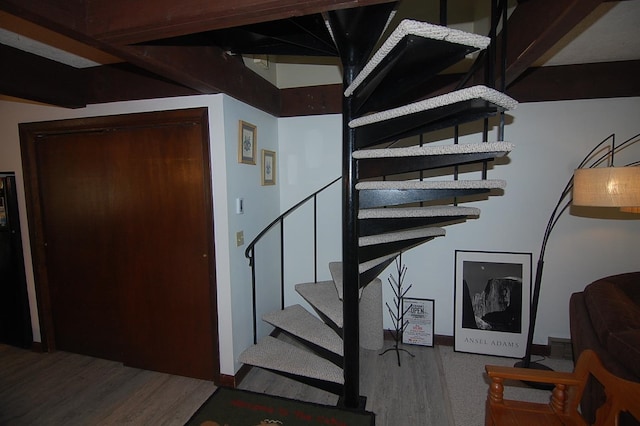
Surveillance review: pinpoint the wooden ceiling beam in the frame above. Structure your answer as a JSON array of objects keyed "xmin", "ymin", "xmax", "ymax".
[
  {"xmin": 0, "ymin": 0, "xmax": 285, "ymax": 114},
  {"xmin": 0, "ymin": 43, "xmax": 87, "ymax": 108},
  {"xmin": 500, "ymin": 0, "xmax": 605, "ymax": 87},
  {"xmin": 0, "ymin": 0, "xmax": 86, "ymax": 35},
  {"xmin": 280, "ymin": 84, "xmax": 343, "ymax": 117},
  {"xmin": 84, "ymin": 63, "xmax": 199, "ymax": 105},
  {"xmin": 507, "ymin": 60, "xmax": 640, "ymax": 102},
  {"xmin": 85, "ymin": 0, "xmax": 396, "ymax": 45},
  {"xmin": 121, "ymin": 45, "xmax": 281, "ymax": 116}
]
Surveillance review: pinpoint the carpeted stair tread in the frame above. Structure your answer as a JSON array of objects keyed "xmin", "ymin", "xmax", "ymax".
[
  {"xmin": 263, "ymin": 305, "xmax": 343, "ymax": 356},
  {"xmin": 359, "ymin": 252, "xmax": 399, "ymax": 273},
  {"xmin": 296, "ymin": 281, "xmax": 343, "ymax": 328},
  {"xmin": 238, "ymin": 336, "xmax": 344, "ymax": 385},
  {"xmin": 352, "ymin": 141, "xmax": 513, "ymax": 159},
  {"xmin": 356, "ymin": 179, "xmax": 506, "ymax": 191},
  {"xmin": 348, "ymin": 85, "xmax": 517, "ymax": 128},
  {"xmin": 344, "ymin": 20, "xmax": 490, "ymax": 97},
  {"xmin": 359, "ymin": 227, "xmax": 445, "ymax": 247},
  {"xmin": 359, "ymin": 205, "xmax": 480, "ymax": 219},
  {"xmin": 329, "ymin": 261, "xmax": 382, "ymax": 300}
]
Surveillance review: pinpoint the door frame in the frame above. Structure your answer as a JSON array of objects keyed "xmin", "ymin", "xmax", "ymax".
[{"xmin": 19, "ymin": 108, "xmax": 220, "ymax": 380}]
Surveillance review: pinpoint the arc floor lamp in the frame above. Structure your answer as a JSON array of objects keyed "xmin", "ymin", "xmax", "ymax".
[{"xmin": 515, "ymin": 133, "xmax": 640, "ymax": 380}]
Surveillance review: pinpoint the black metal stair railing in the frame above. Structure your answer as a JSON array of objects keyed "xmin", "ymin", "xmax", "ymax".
[{"xmin": 244, "ymin": 177, "xmax": 341, "ymax": 344}]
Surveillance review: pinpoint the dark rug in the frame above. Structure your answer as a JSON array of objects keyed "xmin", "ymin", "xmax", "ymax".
[{"xmin": 185, "ymin": 387, "xmax": 375, "ymax": 426}]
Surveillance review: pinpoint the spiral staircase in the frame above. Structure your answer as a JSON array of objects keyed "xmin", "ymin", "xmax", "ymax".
[{"xmin": 221, "ymin": 2, "xmax": 518, "ymax": 408}]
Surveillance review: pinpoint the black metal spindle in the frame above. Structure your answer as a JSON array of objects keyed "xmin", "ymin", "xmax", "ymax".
[
  {"xmin": 249, "ymin": 248, "xmax": 258, "ymax": 344},
  {"xmin": 314, "ymin": 195, "xmax": 318, "ymax": 283},
  {"xmin": 280, "ymin": 219, "xmax": 285, "ymax": 310},
  {"xmin": 440, "ymin": 0, "xmax": 447, "ymax": 26},
  {"xmin": 498, "ymin": 0, "xmax": 508, "ymax": 141}
]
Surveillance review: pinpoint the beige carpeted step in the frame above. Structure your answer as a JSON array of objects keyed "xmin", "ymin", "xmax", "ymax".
[
  {"xmin": 352, "ymin": 141, "xmax": 513, "ymax": 159},
  {"xmin": 348, "ymin": 85, "xmax": 517, "ymax": 129},
  {"xmin": 297, "ymin": 272, "xmax": 384, "ymax": 351},
  {"xmin": 329, "ymin": 261, "xmax": 388, "ymax": 301},
  {"xmin": 355, "ymin": 179, "xmax": 506, "ymax": 191},
  {"xmin": 344, "ymin": 20, "xmax": 490, "ymax": 97},
  {"xmin": 263, "ymin": 304, "xmax": 343, "ymax": 356},
  {"xmin": 358, "ymin": 205, "xmax": 480, "ymax": 219},
  {"xmin": 296, "ymin": 281, "xmax": 343, "ymax": 328},
  {"xmin": 359, "ymin": 227, "xmax": 445, "ymax": 247},
  {"xmin": 238, "ymin": 335, "xmax": 344, "ymax": 385}
]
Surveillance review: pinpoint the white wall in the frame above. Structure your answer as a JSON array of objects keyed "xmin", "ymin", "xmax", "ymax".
[
  {"xmin": 1, "ymin": 93, "xmax": 638, "ymax": 380},
  {"xmin": 221, "ymin": 96, "xmax": 281, "ymax": 372},
  {"xmin": 0, "ymin": 94, "xmax": 279, "ymax": 376},
  {"xmin": 277, "ymin": 97, "xmax": 640, "ymax": 346},
  {"xmin": 278, "ymin": 115, "xmax": 343, "ymax": 310}
]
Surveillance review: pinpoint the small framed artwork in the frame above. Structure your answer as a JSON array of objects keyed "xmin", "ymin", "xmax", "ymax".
[
  {"xmin": 261, "ymin": 149, "xmax": 276, "ymax": 186},
  {"xmin": 238, "ymin": 120, "xmax": 257, "ymax": 164},
  {"xmin": 402, "ymin": 297, "xmax": 434, "ymax": 347},
  {"xmin": 454, "ymin": 250, "xmax": 532, "ymax": 358}
]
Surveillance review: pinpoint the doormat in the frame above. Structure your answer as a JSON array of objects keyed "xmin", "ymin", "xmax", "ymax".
[{"xmin": 186, "ymin": 387, "xmax": 375, "ymax": 426}]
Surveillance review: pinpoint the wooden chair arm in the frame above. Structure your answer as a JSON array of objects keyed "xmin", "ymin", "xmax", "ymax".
[
  {"xmin": 485, "ymin": 365, "xmax": 583, "ymax": 416},
  {"xmin": 485, "ymin": 365, "xmax": 581, "ymax": 387}
]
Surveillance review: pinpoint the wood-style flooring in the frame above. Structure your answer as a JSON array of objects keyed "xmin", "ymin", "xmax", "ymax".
[
  {"xmin": 1, "ymin": 338, "xmax": 453, "ymax": 425},
  {"xmin": 0, "ymin": 344, "xmax": 216, "ymax": 425}
]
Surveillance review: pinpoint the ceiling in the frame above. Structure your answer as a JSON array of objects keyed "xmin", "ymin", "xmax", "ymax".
[{"xmin": 0, "ymin": 0, "xmax": 638, "ymax": 115}]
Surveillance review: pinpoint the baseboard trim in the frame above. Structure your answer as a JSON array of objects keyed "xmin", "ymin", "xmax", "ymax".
[{"xmin": 229, "ymin": 331, "xmax": 551, "ymax": 387}]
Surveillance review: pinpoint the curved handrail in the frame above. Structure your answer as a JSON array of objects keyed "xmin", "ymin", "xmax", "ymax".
[
  {"xmin": 244, "ymin": 176, "xmax": 341, "ymax": 343},
  {"xmin": 244, "ymin": 176, "xmax": 341, "ymax": 264}
]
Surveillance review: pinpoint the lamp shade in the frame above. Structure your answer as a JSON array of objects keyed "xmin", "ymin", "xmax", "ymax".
[
  {"xmin": 573, "ymin": 166, "xmax": 640, "ymax": 207},
  {"xmin": 621, "ymin": 206, "xmax": 640, "ymax": 213}
]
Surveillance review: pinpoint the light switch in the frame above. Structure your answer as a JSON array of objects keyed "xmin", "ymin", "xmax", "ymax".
[
  {"xmin": 236, "ymin": 231, "xmax": 244, "ymax": 247},
  {"xmin": 236, "ymin": 198, "xmax": 244, "ymax": 214}
]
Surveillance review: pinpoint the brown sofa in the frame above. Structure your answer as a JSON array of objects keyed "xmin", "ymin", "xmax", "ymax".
[{"xmin": 570, "ymin": 271, "xmax": 640, "ymax": 425}]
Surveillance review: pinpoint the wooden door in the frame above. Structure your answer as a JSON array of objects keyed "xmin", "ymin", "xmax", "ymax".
[{"xmin": 20, "ymin": 108, "xmax": 218, "ymax": 380}]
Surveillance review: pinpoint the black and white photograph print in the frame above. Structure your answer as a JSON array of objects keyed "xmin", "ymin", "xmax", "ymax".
[{"xmin": 454, "ymin": 250, "xmax": 531, "ymax": 358}]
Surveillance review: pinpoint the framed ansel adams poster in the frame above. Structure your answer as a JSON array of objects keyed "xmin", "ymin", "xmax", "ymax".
[{"xmin": 454, "ymin": 250, "xmax": 531, "ymax": 358}]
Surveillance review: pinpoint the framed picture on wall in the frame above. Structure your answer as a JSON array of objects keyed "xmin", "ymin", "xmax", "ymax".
[
  {"xmin": 454, "ymin": 250, "xmax": 531, "ymax": 358},
  {"xmin": 261, "ymin": 150, "xmax": 276, "ymax": 185},
  {"xmin": 238, "ymin": 120, "xmax": 257, "ymax": 164}
]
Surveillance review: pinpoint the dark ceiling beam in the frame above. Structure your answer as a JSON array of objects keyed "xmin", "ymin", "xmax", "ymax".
[
  {"xmin": 280, "ymin": 84, "xmax": 343, "ymax": 117},
  {"xmin": 280, "ymin": 59, "xmax": 640, "ymax": 116},
  {"xmin": 84, "ymin": 63, "xmax": 199, "ymax": 105},
  {"xmin": 500, "ymin": 0, "xmax": 604, "ymax": 87},
  {"xmin": 0, "ymin": 43, "xmax": 86, "ymax": 108},
  {"xmin": 507, "ymin": 60, "xmax": 640, "ymax": 103},
  {"xmin": 86, "ymin": 0, "xmax": 397, "ymax": 45},
  {"xmin": 121, "ymin": 45, "xmax": 281, "ymax": 116},
  {"xmin": 0, "ymin": 0, "xmax": 285, "ymax": 114},
  {"xmin": 0, "ymin": 0, "xmax": 86, "ymax": 35}
]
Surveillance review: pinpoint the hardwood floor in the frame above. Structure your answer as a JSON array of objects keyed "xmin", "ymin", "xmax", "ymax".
[
  {"xmin": 0, "ymin": 344, "xmax": 216, "ymax": 425},
  {"xmin": 1, "ymin": 338, "xmax": 452, "ymax": 425}
]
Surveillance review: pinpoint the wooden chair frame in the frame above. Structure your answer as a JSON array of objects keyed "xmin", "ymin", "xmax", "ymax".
[{"xmin": 485, "ymin": 350, "xmax": 640, "ymax": 425}]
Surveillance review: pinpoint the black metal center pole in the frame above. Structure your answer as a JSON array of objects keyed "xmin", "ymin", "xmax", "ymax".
[{"xmin": 341, "ymin": 61, "xmax": 361, "ymax": 409}]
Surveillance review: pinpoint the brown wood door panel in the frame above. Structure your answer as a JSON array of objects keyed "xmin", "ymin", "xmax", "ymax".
[
  {"xmin": 114, "ymin": 123, "xmax": 215, "ymax": 379},
  {"xmin": 21, "ymin": 108, "xmax": 218, "ymax": 381},
  {"xmin": 36, "ymin": 132, "xmax": 124, "ymax": 361}
]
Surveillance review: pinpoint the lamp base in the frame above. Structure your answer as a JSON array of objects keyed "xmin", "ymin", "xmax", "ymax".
[{"xmin": 513, "ymin": 360, "xmax": 555, "ymax": 390}]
